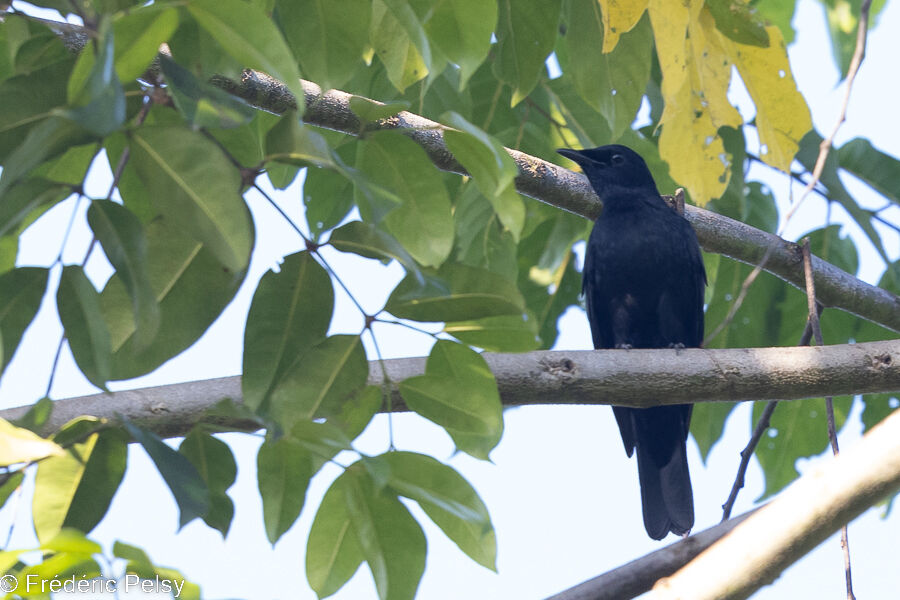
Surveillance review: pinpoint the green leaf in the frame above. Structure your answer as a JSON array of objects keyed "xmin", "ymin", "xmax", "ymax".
[
  {"xmin": 276, "ymin": 0, "xmax": 370, "ymax": 90},
  {"xmin": 258, "ymin": 436, "xmax": 314, "ymax": 544},
  {"xmin": 442, "ymin": 112, "xmax": 524, "ymax": 240},
  {"xmin": 565, "ymin": 8, "xmax": 653, "ymax": 139},
  {"xmin": 370, "ymin": 0, "xmax": 431, "ymax": 91},
  {"xmin": 806, "ymin": 225, "xmax": 859, "ymax": 276},
  {"xmin": 342, "ymin": 465, "xmax": 427, "ymax": 600},
  {"xmin": 12, "ymin": 396, "xmax": 53, "ymax": 434},
  {"xmin": 0, "ymin": 418, "xmax": 63, "ymax": 467},
  {"xmin": 821, "ymin": 0, "xmax": 888, "ymax": 78},
  {"xmin": 0, "ymin": 179, "xmax": 69, "ymax": 238},
  {"xmin": 159, "ymin": 55, "xmax": 255, "ymax": 129},
  {"xmin": 0, "ymin": 471, "xmax": 24, "ymax": 510},
  {"xmin": 269, "ymin": 335, "xmax": 368, "ymax": 429},
  {"xmin": 331, "ymin": 385, "xmax": 383, "ymax": 442},
  {"xmin": 706, "ymin": 0, "xmax": 770, "ymax": 47},
  {"xmin": 444, "ymin": 314, "xmax": 539, "ymax": 352},
  {"xmin": 399, "ymin": 340, "xmax": 503, "ymax": 459},
  {"xmin": 754, "ymin": 396, "xmax": 853, "ymax": 499},
  {"xmin": 40, "ymin": 529, "xmax": 103, "ymax": 555},
  {"xmin": 386, "ymin": 261, "xmax": 524, "ymax": 323},
  {"xmin": 242, "ymin": 251, "xmax": 334, "ymax": 412},
  {"xmin": 187, "ymin": 0, "xmax": 305, "ymax": 111},
  {"xmin": 0, "ymin": 267, "xmax": 48, "ymax": 372},
  {"xmin": 57, "ymin": 266, "xmax": 112, "ymax": 389},
  {"xmin": 129, "ymin": 125, "xmax": 253, "ymax": 271},
  {"xmin": 420, "ymin": 0, "xmax": 496, "ymax": 88},
  {"xmin": 452, "ymin": 182, "xmax": 518, "ymax": 281},
  {"xmin": 348, "ymin": 96, "xmax": 410, "ymax": 123},
  {"xmin": 838, "ymin": 137, "xmax": 900, "ymax": 206},
  {"xmin": 355, "ymin": 132, "xmax": 454, "ymax": 267},
  {"xmin": 61, "ymin": 22, "xmax": 125, "ymax": 137},
  {"xmin": 101, "ymin": 217, "xmax": 247, "ymax": 380},
  {"xmin": 179, "ymin": 430, "xmax": 237, "ymax": 537},
  {"xmin": 0, "ymin": 116, "xmax": 92, "ymax": 198},
  {"xmin": 306, "ymin": 473, "xmax": 364, "ymax": 598},
  {"xmin": 121, "ymin": 420, "xmax": 209, "ymax": 529},
  {"xmin": 303, "ymin": 160, "xmax": 354, "ymax": 240},
  {"xmin": 0, "ymin": 59, "xmax": 72, "ymax": 163},
  {"xmin": 265, "ymin": 111, "xmax": 337, "ymax": 167},
  {"xmin": 32, "ymin": 428, "xmax": 127, "ymax": 541},
  {"xmin": 382, "ymin": 451, "xmax": 496, "ymax": 570},
  {"xmin": 329, "ymin": 221, "xmax": 423, "ymax": 283},
  {"xmin": 291, "ymin": 419, "xmax": 354, "ymax": 460},
  {"xmin": 87, "ymin": 200, "xmax": 160, "ymax": 349},
  {"xmin": 493, "ymin": 0, "xmax": 562, "ymax": 105}
]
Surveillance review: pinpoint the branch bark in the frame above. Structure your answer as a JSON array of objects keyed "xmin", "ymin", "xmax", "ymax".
[
  {"xmin": 546, "ymin": 510, "xmax": 757, "ymax": 600},
  {"xmin": 5, "ymin": 340, "xmax": 898, "ymax": 438},
  {"xmin": 28, "ymin": 15, "xmax": 900, "ymax": 334},
  {"xmin": 650, "ymin": 404, "xmax": 900, "ymax": 600}
]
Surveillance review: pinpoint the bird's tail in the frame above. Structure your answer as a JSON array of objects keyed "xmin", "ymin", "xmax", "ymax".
[{"xmin": 635, "ymin": 437, "xmax": 694, "ymax": 540}]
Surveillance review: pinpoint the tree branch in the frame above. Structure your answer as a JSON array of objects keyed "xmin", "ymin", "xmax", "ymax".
[
  {"xmin": 546, "ymin": 510, "xmax": 757, "ymax": 600},
  {"xmin": 26, "ymin": 15, "xmax": 900, "ymax": 334},
  {"xmin": 651, "ymin": 403, "xmax": 900, "ymax": 600},
  {"xmin": 4, "ymin": 340, "xmax": 898, "ymax": 438}
]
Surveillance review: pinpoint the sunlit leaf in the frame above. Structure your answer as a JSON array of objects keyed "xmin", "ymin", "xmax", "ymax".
[
  {"xmin": 0, "ymin": 418, "xmax": 63, "ymax": 467},
  {"xmin": 32, "ymin": 428, "xmax": 127, "ymax": 541}
]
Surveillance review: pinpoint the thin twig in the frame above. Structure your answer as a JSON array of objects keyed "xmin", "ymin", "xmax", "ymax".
[
  {"xmin": 721, "ymin": 400, "xmax": 777, "ymax": 521},
  {"xmin": 802, "ymin": 238, "xmax": 856, "ymax": 600},
  {"xmin": 780, "ymin": 0, "xmax": 874, "ymax": 228}
]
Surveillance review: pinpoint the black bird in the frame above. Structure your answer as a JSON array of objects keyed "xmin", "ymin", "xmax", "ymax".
[{"xmin": 557, "ymin": 144, "xmax": 706, "ymax": 540}]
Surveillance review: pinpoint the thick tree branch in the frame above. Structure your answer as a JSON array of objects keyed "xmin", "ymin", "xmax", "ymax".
[
  {"xmin": 27, "ymin": 15, "xmax": 900, "ymax": 334},
  {"xmin": 4, "ymin": 341, "xmax": 898, "ymax": 438},
  {"xmin": 651, "ymin": 404, "xmax": 900, "ymax": 600},
  {"xmin": 546, "ymin": 510, "xmax": 757, "ymax": 600}
]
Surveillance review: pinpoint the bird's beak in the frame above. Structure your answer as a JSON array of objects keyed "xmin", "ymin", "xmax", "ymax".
[{"xmin": 556, "ymin": 147, "xmax": 589, "ymax": 168}]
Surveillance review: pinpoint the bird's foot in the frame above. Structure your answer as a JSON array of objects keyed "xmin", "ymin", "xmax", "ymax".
[
  {"xmin": 681, "ymin": 530, "xmax": 692, "ymax": 540},
  {"xmin": 615, "ymin": 343, "xmax": 633, "ymax": 350},
  {"xmin": 668, "ymin": 342, "xmax": 686, "ymax": 354}
]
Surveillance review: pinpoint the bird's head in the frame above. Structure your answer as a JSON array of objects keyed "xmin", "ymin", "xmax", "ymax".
[{"xmin": 557, "ymin": 144, "xmax": 659, "ymax": 200}]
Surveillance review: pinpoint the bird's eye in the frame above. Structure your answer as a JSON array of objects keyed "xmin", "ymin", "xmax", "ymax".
[{"xmin": 611, "ymin": 154, "xmax": 625, "ymax": 165}]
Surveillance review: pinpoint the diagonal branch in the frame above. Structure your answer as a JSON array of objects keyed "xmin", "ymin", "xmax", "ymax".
[
  {"xmin": 546, "ymin": 509, "xmax": 758, "ymax": 600},
  {"xmin": 25, "ymin": 15, "xmax": 900, "ymax": 334},
  {"xmin": 650, "ymin": 402, "xmax": 900, "ymax": 600},
  {"xmin": 3, "ymin": 340, "xmax": 898, "ymax": 439}
]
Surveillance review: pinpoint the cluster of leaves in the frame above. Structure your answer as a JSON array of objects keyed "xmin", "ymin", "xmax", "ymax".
[{"xmin": 0, "ymin": 0, "xmax": 898, "ymax": 598}]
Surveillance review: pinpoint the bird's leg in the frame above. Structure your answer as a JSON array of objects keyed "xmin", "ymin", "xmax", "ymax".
[
  {"xmin": 615, "ymin": 343, "xmax": 633, "ymax": 350},
  {"xmin": 668, "ymin": 342, "xmax": 686, "ymax": 355}
]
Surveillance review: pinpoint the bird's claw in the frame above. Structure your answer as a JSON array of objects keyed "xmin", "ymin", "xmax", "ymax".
[
  {"xmin": 615, "ymin": 343, "xmax": 633, "ymax": 350},
  {"xmin": 669, "ymin": 342, "xmax": 686, "ymax": 354}
]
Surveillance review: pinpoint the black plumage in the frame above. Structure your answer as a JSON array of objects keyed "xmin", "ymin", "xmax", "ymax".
[{"xmin": 557, "ymin": 144, "xmax": 706, "ymax": 540}]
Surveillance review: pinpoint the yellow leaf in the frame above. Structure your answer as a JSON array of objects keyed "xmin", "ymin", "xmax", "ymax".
[
  {"xmin": 651, "ymin": 1, "xmax": 738, "ymax": 205},
  {"xmin": 0, "ymin": 419, "xmax": 64, "ymax": 466},
  {"xmin": 599, "ymin": 0, "xmax": 649, "ymax": 53},
  {"xmin": 718, "ymin": 25, "xmax": 812, "ymax": 171}
]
